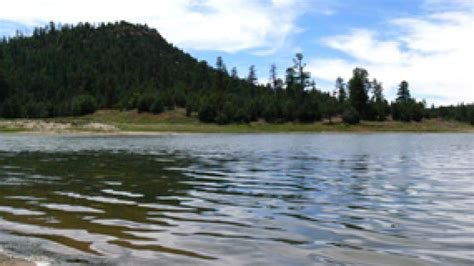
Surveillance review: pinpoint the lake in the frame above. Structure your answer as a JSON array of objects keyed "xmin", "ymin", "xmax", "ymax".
[{"xmin": 0, "ymin": 133, "xmax": 473, "ymax": 265}]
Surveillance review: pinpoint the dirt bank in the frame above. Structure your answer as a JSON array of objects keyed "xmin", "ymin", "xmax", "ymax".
[{"xmin": 0, "ymin": 120, "xmax": 118, "ymax": 134}]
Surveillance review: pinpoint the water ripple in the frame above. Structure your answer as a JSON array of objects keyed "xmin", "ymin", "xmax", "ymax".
[{"xmin": 0, "ymin": 133, "xmax": 473, "ymax": 265}]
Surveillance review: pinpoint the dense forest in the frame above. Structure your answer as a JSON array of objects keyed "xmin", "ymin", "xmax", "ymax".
[{"xmin": 0, "ymin": 21, "xmax": 473, "ymax": 125}]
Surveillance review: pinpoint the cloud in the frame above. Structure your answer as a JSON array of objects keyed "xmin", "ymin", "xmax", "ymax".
[
  {"xmin": 322, "ymin": 29, "xmax": 405, "ymax": 64},
  {"xmin": 0, "ymin": 0, "xmax": 305, "ymax": 53},
  {"xmin": 310, "ymin": 10, "xmax": 473, "ymax": 105}
]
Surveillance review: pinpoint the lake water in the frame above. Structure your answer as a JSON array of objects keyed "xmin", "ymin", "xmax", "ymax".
[{"xmin": 0, "ymin": 134, "xmax": 473, "ymax": 265}]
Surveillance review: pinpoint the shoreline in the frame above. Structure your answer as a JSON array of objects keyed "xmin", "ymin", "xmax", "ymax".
[
  {"xmin": 1, "ymin": 110, "xmax": 473, "ymax": 135},
  {"xmin": 0, "ymin": 251, "xmax": 36, "ymax": 266},
  {"xmin": 7, "ymin": 130, "xmax": 192, "ymax": 136},
  {"xmin": 2, "ymin": 126, "xmax": 473, "ymax": 135},
  {"xmin": 2, "ymin": 128, "xmax": 474, "ymax": 136}
]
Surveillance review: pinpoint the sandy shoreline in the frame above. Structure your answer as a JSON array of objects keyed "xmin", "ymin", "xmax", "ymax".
[
  {"xmin": 3, "ymin": 129, "xmax": 474, "ymax": 136},
  {"xmin": 12, "ymin": 130, "xmax": 191, "ymax": 136},
  {"xmin": 1, "ymin": 118, "xmax": 473, "ymax": 135},
  {"xmin": 0, "ymin": 120, "xmax": 191, "ymax": 136},
  {"xmin": 0, "ymin": 252, "xmax": 35, "ymax": 266}
]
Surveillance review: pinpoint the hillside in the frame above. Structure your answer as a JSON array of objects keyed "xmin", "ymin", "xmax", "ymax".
[
  {"xmin": 0, "ymin": 21, "xmax": 236, "ymax": 117},
  {"xmin": 0, "ymin": 21, "xmax": 472, "ymax": 125}
]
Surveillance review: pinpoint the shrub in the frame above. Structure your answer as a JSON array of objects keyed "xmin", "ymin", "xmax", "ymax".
[
  {"xmin": 215, "ymin": 112, "xmax": 230, "ymax": 125},
  {"xmin": 120, "ymin": 93, "xmax": 140, "ymax": 111},
  {"xmin": 392, "ymin": 100, "xmax": 424, "ymax": 122},
  {"xmin": 399, "ymin": 106, "xmax": 412, "ymax": 122},
  {"xmin": 137, "ymin": 94, "xmax": 154, "ymax": 113},
  {"xmin": 412, "ymin": 103, "xmax": 424, "ymax": 122},
  {"xmin": 297, "ymin": 100, "xmax": 321, "ymax": 123},
  {"xmin": 160, "ymin": 92, "xmax": 175, "ymax": 110},
  {"xmin": 150, "ymin": 98, "xmax": 164, "ymax": 114},
  {"xmin": 198, "ymin": 98, "xmax": 217, "ymax": 123},
  {"xmin": 221, "ymin": 100, "xmax": 237, "ymax": 123},
  {"xmin": 71, "ymin": 95, "xmax": 97, "ymax": 116},
  {"xmin": 342, "ymin": 107, "xmax": 360, "ymax": 124}
]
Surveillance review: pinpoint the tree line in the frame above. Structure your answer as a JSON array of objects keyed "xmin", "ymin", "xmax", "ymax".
[{"xmin": 0, "ymin": 21, "xmax": 472, "ymax": 125}]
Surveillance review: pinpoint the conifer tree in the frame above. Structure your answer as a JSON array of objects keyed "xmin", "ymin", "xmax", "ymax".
[{"xmin": 335, "ymin": 77, "xmax": 346, "ymax": 103}]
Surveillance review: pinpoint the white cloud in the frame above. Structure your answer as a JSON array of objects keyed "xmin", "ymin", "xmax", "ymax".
[
  {"xmin": 0, "ymin": 0, "xmax": 305, "ymax": 53},
  {"xmin": 322, "ymin": 29, "xmax": 405, "ymax": 64},
  {"xmin": 310, "ymin": 11, "xmax": 474, "ymax": 105}
]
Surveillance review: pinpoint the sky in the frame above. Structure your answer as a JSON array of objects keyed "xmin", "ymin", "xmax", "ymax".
[{"xmin": 0, "ymin": 0, "xmax": 472, "ymax": 105}]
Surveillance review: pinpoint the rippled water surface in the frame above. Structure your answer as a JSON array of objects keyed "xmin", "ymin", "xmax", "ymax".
[{"xmin": 0, "ymin": 134, "xmax": 473, "ymax": 265}]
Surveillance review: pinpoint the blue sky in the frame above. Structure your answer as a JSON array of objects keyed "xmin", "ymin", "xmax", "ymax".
[{"xmin": 0, "ymin": 0, "xmax": 472, "ymax": 105}]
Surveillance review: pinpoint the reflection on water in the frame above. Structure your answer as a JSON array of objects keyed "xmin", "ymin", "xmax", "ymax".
[{"xmin": 0, "ymin": 134, "xmax": 473, "ymax": 265}]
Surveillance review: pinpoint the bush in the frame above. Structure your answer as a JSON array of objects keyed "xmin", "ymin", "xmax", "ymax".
[
  {"xmin": 198, "ymin": 97, "xmax": 217, "ymax": 123},
  {"xmin": 392, "ymin": 100, "xmax": 424, "ymax": 122},
  {"xmin": 372, "ymin": 101, "xmax": 389, "ymax": 121},
  {"xmin": 297, "ymin": 100, "xmax": 321, "ymax": 123},
  {"xmin": 71, "ymin": 95, "xmax": 97, "ymax": 116},
  {"xmin": 342, "ymin": 107, "xmax": 360, "ymax": 124},
  {"xmin": 215, "ymin": 112, "xmax": 230, "ymax": 125},
  {"xmin": 160, "ymin": 92, "xmax": 175, "ymax": 110},
  {"xmin": 137, "ymin": 94, "xmax": 154, "ymax": 113},
  {"xmin": 150, "ymin": 98, "xmax": 164, "ymax": 114},
  {"xmin": 412, "ymin": 103, "xmax": 424, "ymax": 122},
  {"xmin": 120, "ymin": 93, "xmax": 140, "ymax": 111},
  {"xmin": 399, "ymin": 106, "xmax": 412, "ymax": 122}
]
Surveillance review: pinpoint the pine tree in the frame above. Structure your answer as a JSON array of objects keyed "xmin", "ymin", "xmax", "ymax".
[
  {"xmin": 231, "ymin": 67, "xmax": 238, "ymax": 79},
  {"xmin": 348, "ymin": 68, "xmax": 370, "ymax": 118},
  {"xmin": 397, "ymin": 81, "xmax": 411, "ymax": 102},
  {"xmin": 214, "ymin": 56, "xmax": 228, "ymax": 91},
  {"xmin": 371, "ymin": 79, "xmax": 384, "ymax": 102},
  {"xmin": 285, "ymin": 68, "xmax": 296, "ymax": 88},
  {"xmin": 247, "ymin": 65, "xmax": 257, "ymax": 85},
  {"xmin": 370, "ymin": 79, "xmax": 388, "ymax": 121},
  {"xmin": 335, "ymin": 77, "xmax": 346, "ymax": 103},
  {"xmin": 293, "ymin": 53, "xmax": 310, "ymax": 90},
  {"xmin": 269, "ymin": 64, "xmax": 277, "ymax": 89}
]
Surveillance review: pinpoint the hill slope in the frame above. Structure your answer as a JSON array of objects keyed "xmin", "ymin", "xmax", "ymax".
[
  {"xmin": 0, "ymin": 21, "xmax": 231, "ymax": 117},
  {"xmin": 0, "ymin": 21, "xmax": 472, "ymax": 125}
]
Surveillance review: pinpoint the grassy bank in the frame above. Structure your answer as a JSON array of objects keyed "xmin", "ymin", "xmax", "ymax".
[{"xmin": 1, "ymin": 109, "xmax": 473, "ymax": 134}]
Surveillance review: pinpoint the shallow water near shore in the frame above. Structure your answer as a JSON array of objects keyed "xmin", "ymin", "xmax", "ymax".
[{"xmin": 0, "ymin": 133, "xmax": 473, "ymax": 265}]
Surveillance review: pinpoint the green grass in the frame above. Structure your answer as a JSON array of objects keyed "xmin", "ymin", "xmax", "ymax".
[
  {"xmin": 1, "ymin": 109, "xmax": 472, "ymax": 134},
  {"xmin": 0, "ymin": 126, "xmax": 28, "ymax": 133},
  {"xmin": 47, "ymin": 109, "xmax": 474, "ymax": 133}
]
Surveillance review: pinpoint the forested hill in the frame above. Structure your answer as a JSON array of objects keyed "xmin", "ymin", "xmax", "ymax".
[
  {"xmin": 0, "ymin": 21, "xmax": 473, "ymax": 124},
  {"xmin": 0, "ymin": 21, "xmax": 236, "ymax": 118}
]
